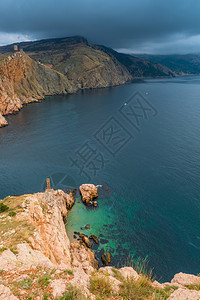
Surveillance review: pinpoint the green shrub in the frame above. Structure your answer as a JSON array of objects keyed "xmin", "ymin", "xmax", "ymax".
[
  {"xmin": 38, "ymin": 273, "xmax": 51, "ymax": 288},
  {"xmin": 0, "ymin": 202, "xmax": 9, "ymax": 213},
  {"xmin": 164, "ymin": 285, "xmax": 178, "ymax": 292},
  {"xmin": 64, "ymin": 269, "xmax": 73, "ymax": 275},
  {"xmin": 0, "ymin": 247, "xmax": 7, "ymax": 253},
  {"xmin": 60, "ymin": 284, "xmax": 86, "ymax": 300},
  {"xmin": 18, "ymin": 278, "xmax": 32, "ymax": 289},
  {"xmin": 8, "ymin": 211, "xmax": 16, "ymax": 217}
]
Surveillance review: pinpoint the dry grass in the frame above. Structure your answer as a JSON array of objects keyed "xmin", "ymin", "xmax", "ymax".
[
  {"xmin": 0, "ymin": 195, "xmax": 35, "ymax": 249},
  {"xmin": 119, "ymin": 274, "xmax": 170, "ymax": 300},
  {"xmin": 89, "ymin": 272, "xmax": 113, "ymax": 298},
  {"xmin": 185, "ymin": 284, "xmax": 200, "ymax": 290},
  {"xmin": 59, "ymin": 284, "xmax": 87, "ymax": 300}
]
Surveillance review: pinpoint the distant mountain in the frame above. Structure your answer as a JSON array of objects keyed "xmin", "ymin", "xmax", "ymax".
[
  {"xmin": 93, "ymin": 44, "xmax": 175, "ymax": 78},
  {"xmin": 136, "ymin": 54, "xmax": 200, "ymax": 75}
]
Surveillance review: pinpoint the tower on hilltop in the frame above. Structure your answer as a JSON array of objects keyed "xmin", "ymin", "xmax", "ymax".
[{"xmin": 13, "ymin": 45, "xmax": 18, "ymax": 52}]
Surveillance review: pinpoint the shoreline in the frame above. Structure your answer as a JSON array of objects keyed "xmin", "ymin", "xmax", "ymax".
[{"xmin": 1, "ymin": 72, "xmax": 200, "ymax": 129}]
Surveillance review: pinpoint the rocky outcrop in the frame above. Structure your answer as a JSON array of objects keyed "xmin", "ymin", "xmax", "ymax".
[
  {"xmin": 171, "ymin": 272, "xmax": 200, "ymax": 286},
  {"xmin": 0, "ymin": 113, "xmax": 8, "ymax": 127},
  {"xmin": 168, "ymin": 288, "xmax": 200, "ymax": 300},
  {"xmin": 79, "ymin": 184, "xmax": 98, "ymax": 205},
  {"xmin": 27, "ymin": 189, "xmax": 75, "ymax": 267},
  {"xmin": 0, "ymin": 285, "xmax": 18, "ymax": 300},
  {"xmin": 101, "ymin": 253, "xmax": 111, "ymax": 266}
]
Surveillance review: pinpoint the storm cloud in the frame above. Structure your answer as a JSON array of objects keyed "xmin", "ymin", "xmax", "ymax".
[{"xmin": 0, "ymin": 0, "xmax": 200, "ymax": 54}]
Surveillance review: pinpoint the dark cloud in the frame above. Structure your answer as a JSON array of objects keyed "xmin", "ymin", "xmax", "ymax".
[{"xmin": 0, "ymin": 0, "xmax": 200, "ymax": 53}]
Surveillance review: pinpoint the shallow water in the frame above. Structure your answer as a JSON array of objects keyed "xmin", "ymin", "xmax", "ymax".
[{"xmin": 1, "ymin": 76, "xmax": 200, "ymax": 281}]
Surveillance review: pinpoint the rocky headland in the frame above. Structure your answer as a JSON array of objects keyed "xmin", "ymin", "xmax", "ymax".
[
  {"xmin": 0, "ymin": 185, "xmax": 200, "ymax": 299},
  {"xmin": 0, "ymin": 36, "xmax": 176, "ymax": 128}
]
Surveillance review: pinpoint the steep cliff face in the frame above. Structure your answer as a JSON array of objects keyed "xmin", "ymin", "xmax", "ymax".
[{"xmin": 0, "ymin": 51, "xmax": 76, "ymax": 126}]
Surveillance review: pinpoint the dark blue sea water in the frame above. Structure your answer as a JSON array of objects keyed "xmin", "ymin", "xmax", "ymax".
[{"xmin": 1, "ymin": 76, "xmax": 200, "ymax": 282}]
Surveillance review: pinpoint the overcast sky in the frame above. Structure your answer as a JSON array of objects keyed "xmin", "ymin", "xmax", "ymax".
[{"xmin": 0, "ymin": 0, "xmax": 200, "ymax": 54}]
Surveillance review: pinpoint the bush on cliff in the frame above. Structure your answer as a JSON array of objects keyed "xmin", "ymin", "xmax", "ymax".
[
  {"xmin": 60, "ymin": 284, "xmax": 87, "ymax": 300},
  {"xmin": 0, "ymin": 202, "xmax": 9, "ymax": 212},
  {"xmin": 89, "ymin": 273, "xmax": 112, "ymax": 298}
]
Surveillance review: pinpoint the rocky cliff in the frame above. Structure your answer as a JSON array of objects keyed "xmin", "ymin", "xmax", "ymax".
[
  {"xmin": 0, "ymin": 188, "xmax": 200, "ymax": 299},
  {"xmin": 0, "ymin": 51, "xmax": 76, "ymax": 127}
]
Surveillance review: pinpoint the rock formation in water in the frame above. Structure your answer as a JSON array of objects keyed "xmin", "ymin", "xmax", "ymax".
[
  {"xmin": 79, "ymin": 183, "xmax": 98, "ymax": 205},
  {"xmin": 0, "ymin": 113, "xmax": 8, "ymax": 128},
  {"xmin": 0, "ymin": 187, "xmax": 200, "ymax": 299}
]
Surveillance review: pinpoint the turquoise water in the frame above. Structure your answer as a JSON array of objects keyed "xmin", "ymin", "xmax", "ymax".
[{"xmin": 1, "ymin": 76, "xmax": 200, "ymax": 281}]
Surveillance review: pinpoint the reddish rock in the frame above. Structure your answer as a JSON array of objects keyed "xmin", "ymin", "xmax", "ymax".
[
  {"xmin": 90, "ymin": 235, "xmax": 98, "ymax": 244},
  {"xmin": 0, "ymin": 114, "xmax": 8, "ymax": 128}
]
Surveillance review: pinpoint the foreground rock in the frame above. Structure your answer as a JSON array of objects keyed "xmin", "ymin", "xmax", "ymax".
[
  {"xmin": 28, "ymin": 189, "xmax": 75, "ymax": 267},
  {"xmin": 171, "ymin": 272, "xmax": 200, "ymax": 286},
  {"xmin": 79, "ymin": 184, "xmax": 98, "ymax": 205},
  {"xmin": 168, "ymin": 288, "xmax": 200, "ymax": 299}
]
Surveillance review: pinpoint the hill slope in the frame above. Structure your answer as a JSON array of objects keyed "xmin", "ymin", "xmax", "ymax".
[
  {"xmin": 136, "ymin": 54, "xmax": 200, "ymax": 75},
  {"xmin": 94, "ymin": 44, "xmax": 175, "ymax": 77}
]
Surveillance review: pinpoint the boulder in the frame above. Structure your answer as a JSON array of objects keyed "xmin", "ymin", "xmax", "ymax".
[
  {"xmin": 0, "ymin": 114, "xmax": 8, "ymax": 128},
  {"xmin": 119, "ymin": 267, "xmax": 139, "ymax": 280},
  {"xmin": 101, "ymin": 253, "xmax": 111, "ymax": 266},
  {"xmin": 85, "ymin": 224, "xmax": 91, "ymax": 230},
  {"xmin": 80, "ymin": 235, "xmax": 92, "ymax": 248},
  {"xmin": 79, "ymin": 184, "xmax": 98, "ymax": 205},
  {"xmin": 50, "ymin": 279, "xmax": 66, "ymax": 298},
  {"xmin": 90, "ymin": 235, "xmax": 98, "ymax": 244},
  {"xmin": 168, "ymin": 288, "xmax": 200, "ymax": 299},
  {"xmin": 171, "ymin": 272, "xmax": 200, "ymax": 286}
]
